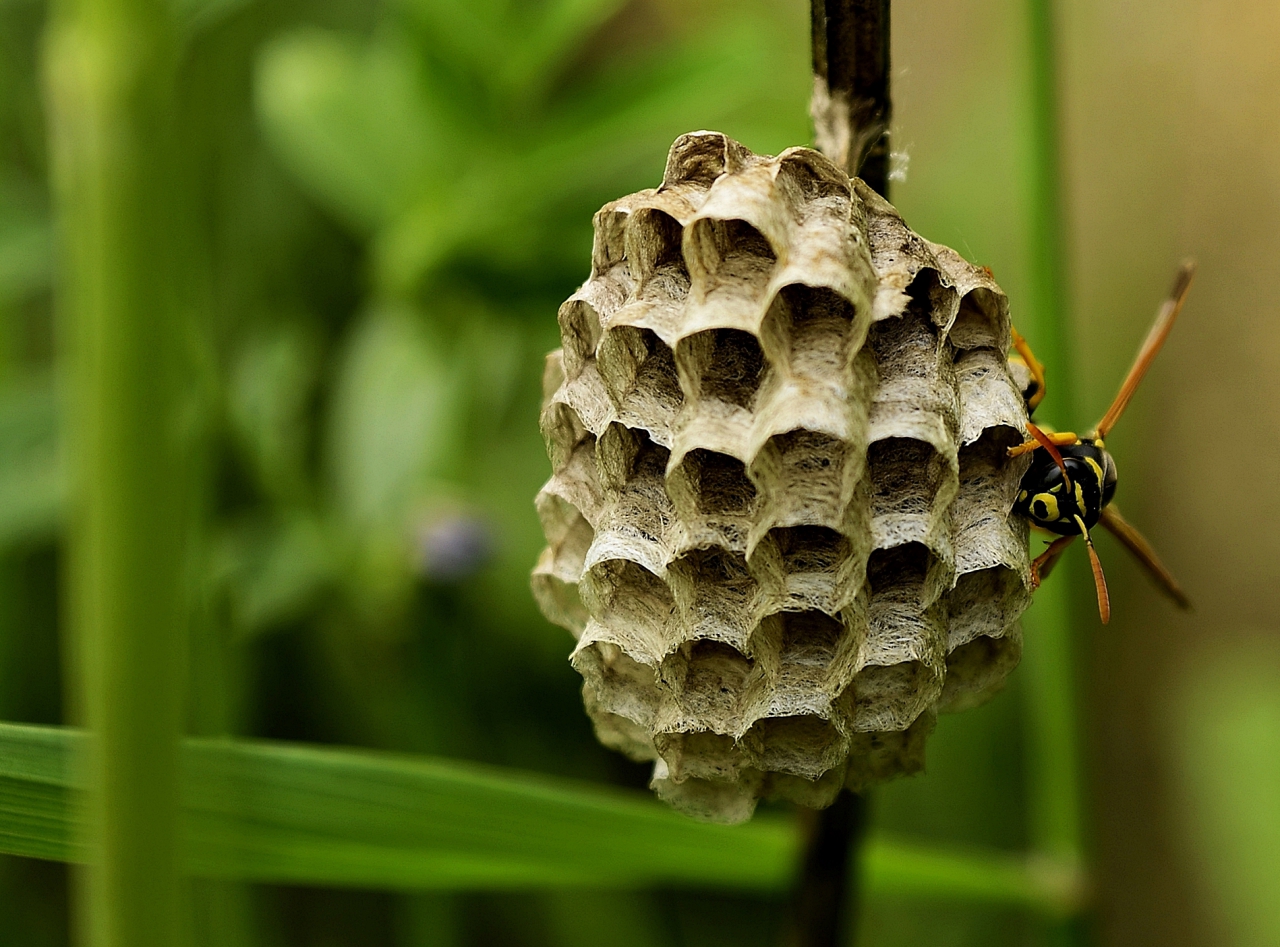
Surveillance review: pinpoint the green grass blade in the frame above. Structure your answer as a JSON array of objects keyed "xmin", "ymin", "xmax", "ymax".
[
  {"xmin": 861, "ymin": 836, "xmax": 1084, "ymax": 915},
  {"xmin": 0, "ymin": 722, "xmax": 1083, "ymax": 911},
  {"xmin": 0, "ymin": 722, "xmax": 81, "ymax": 863},
  {"xmin": 181, "ymin": 736, "xmax": 795, "ymax": 890}
]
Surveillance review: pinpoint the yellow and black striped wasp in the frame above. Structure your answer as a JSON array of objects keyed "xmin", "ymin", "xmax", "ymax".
[{"xmin": 1008, "ymin": 262, "xmax": 1195, "ymax": 623}]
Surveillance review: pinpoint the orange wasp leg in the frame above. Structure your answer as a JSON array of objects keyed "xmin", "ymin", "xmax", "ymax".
[
  {"xmin": 1008, "ymin": 429, "xmax": 1081, "ymax": 458},
  {"xmin": 1030, "ymin": 534, "xmax": 1076, "ymax": 588}
]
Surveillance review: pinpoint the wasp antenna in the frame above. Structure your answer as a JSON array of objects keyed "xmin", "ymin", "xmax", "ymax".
[
  {"xmin": 1074, "ymin": 515, "xmax": 1111, "ymax": 624},
  {"xmin": 1094, "ymin": 260, "xmax": 1196, "ymax": 440},
  {"xmin": 1025, "ymin": 421, "xmax": 1074, "ymax": 490}
]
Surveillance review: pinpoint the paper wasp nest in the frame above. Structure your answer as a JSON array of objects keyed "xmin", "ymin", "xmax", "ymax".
[{"xmin": 533, "ymin": 132, "xmax": 1032, "ymax": 822}]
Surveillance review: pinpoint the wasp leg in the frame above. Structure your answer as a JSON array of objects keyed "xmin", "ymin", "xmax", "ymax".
[
  {"xmin": 1011, "ymin": 326, "xmax": 1048, "ymax": 412},
  {"xmin": 1008, "ymin": 429, "xmax": 1081, "ymax": 458},
  {"xmin": 1030, "ymin": 534, "xmax": 1076, "ymax": 588}
]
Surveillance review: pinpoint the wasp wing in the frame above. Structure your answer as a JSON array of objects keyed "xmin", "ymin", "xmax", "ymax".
[{"xmin": 1098, "ymin": 504, "xmax": 1191, "ymax": 609}]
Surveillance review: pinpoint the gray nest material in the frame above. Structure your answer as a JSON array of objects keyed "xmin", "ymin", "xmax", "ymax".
[{"xmin": 532, "ymin": 131, "xmax": 1032, "ymax": 823}]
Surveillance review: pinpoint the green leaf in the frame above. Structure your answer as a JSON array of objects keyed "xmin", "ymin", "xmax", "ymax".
[
  {"xmin": 226, "ymin": 323, "xmax": 318, "ymax": 505},
  {"xmin": 0, "ymin": 721, "xmax": 1082, "ymax": 910},
  {"xmin": 0, "ymin": 374, "xmax": 64, "ymax": 549},
  {"xmin": 395, "ymin": 0, "xmax": 629, "ymax": 108},
  {"xmin": 172, "ymin": 0, "xmax": 253, "ymax": 41},
  {"xmin": 1168, "ymin": 643, "xmax": 1280, "ymax": 947},
  {"xmin": 0, "ymin": 218, "xmax": 51, "ymax": 307},
  {"xmin": 0, "ymin": 179, "xmax": 52, "ymax": 306},
  {"xmin": 327, "ymin": 305, "xmax": 458, "ymax": 532},
  {"xmin": 325, "ymin": 305, "xmax": 463, "ymax": 614},
  {"xmin": 370, "ymin": 19, "xmax": 811, "ymax": 292},
  {"xmin": 255, "ymin": 31, "xmax": 447, "ymax": 230},
  {"xmin": 214, "ymin": 511, "xmax": 337, "ymax": 636}
]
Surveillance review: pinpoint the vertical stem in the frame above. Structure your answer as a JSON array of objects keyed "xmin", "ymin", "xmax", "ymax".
[
  {"xmin": 787, "ymin": 793, "xmax": 869, "ymax": 947},
  {"xmin": 1020, "ymin": 0, "xmax": 1087, "ymax": 939},
  {"xmin": 44, "ymin": 0, "xmax": 188, "ymax": 944},
  {"xmin": 790, "ymin": 3, "xmax": 890, "ymax": 946},
  {"xmin": 1024, "ymin": 0, "xmax": 1071, "ymax": 405},
  {"xmin": 811, "ymin": 0, "xmax": 892, "ymax": 185}
]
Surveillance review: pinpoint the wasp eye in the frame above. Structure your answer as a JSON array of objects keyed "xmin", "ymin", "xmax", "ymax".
[
  {"xmin": 1102, "ymin": 450, "xmax": 1118, "ymax": 488},
  {"xmin": 1031, "ymin": 494, "xmax": 1059, "ymax": 522}
]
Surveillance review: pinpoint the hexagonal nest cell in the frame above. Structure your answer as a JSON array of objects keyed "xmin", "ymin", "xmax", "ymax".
[{"xmin": 532, "ymin": 131, "xmax": 1032, "ymax": 823}]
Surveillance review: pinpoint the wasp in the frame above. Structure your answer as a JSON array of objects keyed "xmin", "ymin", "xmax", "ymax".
[{"xmin": 1007, "ymin": 261, "xmax": 1195, "ymax": 623}]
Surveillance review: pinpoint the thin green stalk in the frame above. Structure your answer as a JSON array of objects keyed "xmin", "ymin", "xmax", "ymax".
[
  {"xmin": 1019, "ymin": 0, "xmax": 1088, "ymax": 937},
  {"xmin": 44, "ymin": 0, "xmax": 188, "ymax": 944}
]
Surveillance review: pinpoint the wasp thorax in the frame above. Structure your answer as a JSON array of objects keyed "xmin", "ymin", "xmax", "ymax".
[{"xmin": 533, "ymin": 132, "xmax": 1033, "ymax": 823}]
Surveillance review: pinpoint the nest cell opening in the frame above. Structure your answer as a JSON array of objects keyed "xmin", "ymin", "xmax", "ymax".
[
  {"xmin": 595, "ymin": 422, "xmax": 641, "ymax": 491},
  {"xmin": 682, "ymin": 449, "xmax": 759, "ymax": 518},
  {"xmin": 760, "ymin": 430, "xmax": 849, "ymax": 523},
  {"xmin": 745, "ymin": 714, "xmax": 845, "ymax": 777},
  {"xmin": 866, "ymin": 541, "xmax": 931, "ymax": 597},
  {"xmin": 768, "ymin": 284, "xmax": 857, "ymax": 379},
  {"xmin": 591, "ymin": 208, "xmax": 630, "ymax": 272},
  {"xmin": 776, "ymin": 609, "xmax": 845, "ymax": 668},
  {"xmin": 581, "ymin": 558, "xmax": 675, "ymax": 649},
  {"xmin": 959, "ymin": 423, "xmax": 1023, "ymax": 469},
  {"xmin": 535, "ymin": 492, "xmax": 595, "ymax": 557},
  {"xmin": 679, "ymin": 328, "xmax": 766, "ymax": 409},
  {"xmin": 938, "ymin": 626, "xmax": 1022, "ymax": 713},
  {"xmin": 770, "ymin": 526, "xmax": 851, "ymax": 580},
  {"xmin": 655, "ymin": 730, "xmax": 743, "ymax": 783},
  {"xmin": 775, "ymin": 152, "xmax": 852, "ymax": 208},
  {"xmin": 541, "ymin": 402, "xmax": 589, "ymax": 472},
  {"xmin": 577, "ymin": 640, "xmax": 661, "ymax": 728},
  {"xmin": 627, "ymin": 209, "xmax": 689, "ymax": 285},
  {"xmin": 541, "ymin": 435, "xmax": 603, "ymax": 530},
  {"xmin": 594, "ymin": 640, "xmax": 658, "ymax": 689},
  {"xmin": 661, "ymin": 131, "xmax": 746, "ymax": 189},
  {"xmin": 946, "ymin": 566, "xmax": 1028, "ymax": 664},
  {"xmin": 868, "ymin": 438, "xmax": 950, "ymax": 518},
  {"xmin": 668, "ymin": 547, "xmax": 759, "ymax": 644},
  {"xmin": 868, "ymin": 308, "xmax": 942, "ymax": 379},
  {"xmin": 951, "ymin": 288, "xmax": 1003, "ymax": 350},
  {"xmin": 597, "ymin": 328, "xmax": 684, "ymax": 440},
  {"xmin": 904, "ymin": 267, "xmax": 955, "ymax": 328},
  {"xmin": 557, "ymin": 298, "xmax": 602, "ymax": 379},
  {"xmin": 853, "ymin": 659, "xmax": 932, "ymax": 729},
  {"xmin": 604, "ymin": 434, "xmax": 675, "ymax": 557},
  {"xmin": 686, "ymin": 217, "xmax": 777, "ymax": 297},
  {"xmin": 681, "ymin": 639, "xmax": 756, "ymax": 711}
]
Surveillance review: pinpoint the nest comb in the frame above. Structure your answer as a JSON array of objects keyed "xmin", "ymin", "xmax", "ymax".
[{"xmin": 532, "ymin": 131, "xmax": 1032, "ymax": 823}]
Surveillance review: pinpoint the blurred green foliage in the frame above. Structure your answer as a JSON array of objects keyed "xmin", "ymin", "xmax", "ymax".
[{"xmin": 1168, "ymin": 643, "xmax": 1280, "ymax": 947}]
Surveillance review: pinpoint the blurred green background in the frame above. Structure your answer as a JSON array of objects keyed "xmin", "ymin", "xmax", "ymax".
[{"xmin": 1, "ymin": 0, "xmax": 1277, "ymax": 944}]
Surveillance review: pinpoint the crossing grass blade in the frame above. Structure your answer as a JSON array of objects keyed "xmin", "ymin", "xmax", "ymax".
[{"xmin": 0, "ymin": 722, "xmax": 1082, "ymax": 911}]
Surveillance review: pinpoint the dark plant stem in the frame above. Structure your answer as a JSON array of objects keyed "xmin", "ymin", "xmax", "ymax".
[
  {"xmin": 788, "ymin": 5, "xmax": 890, "ymax": 945},
  {"xmin": 810, "ymin": 0, "xmax": 892, "ymax": 189},
  {"xmin": 786, "ymin": 792, "xmax": 870, "ymax": 947}
]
